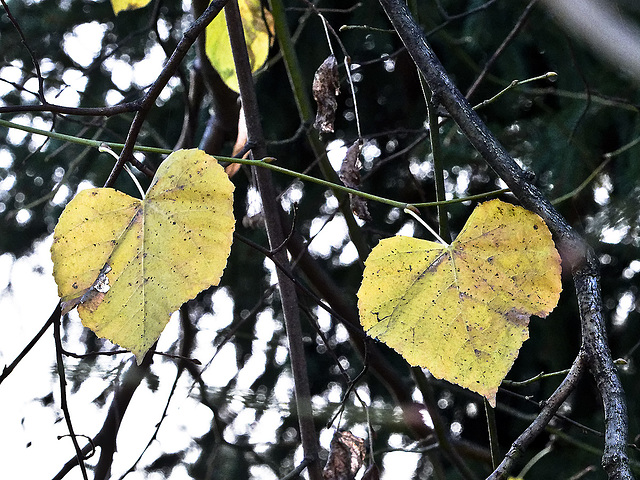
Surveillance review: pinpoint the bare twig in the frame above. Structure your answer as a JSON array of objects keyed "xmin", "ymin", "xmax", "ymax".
[
  {"xmin": 487, "ymin": 353, "xmax": 587, "ymax": 479},
  {"xmin": 105, "ymin": 0, "xmax": 230, "ymax": 188},
  {"xmin": 52, "ymin": 355, "xmax": 153, "ymax": 480},
  {"xmin": 52, "ymin": 303, "xmax": 89, "ymax": 480},
  {"xmin": 465, "ymin": 0, "xmax": 539, "ymax": 99},
  {"xmin": 0, "ymin": 303, "xmax": 57, "ymax": 385}
]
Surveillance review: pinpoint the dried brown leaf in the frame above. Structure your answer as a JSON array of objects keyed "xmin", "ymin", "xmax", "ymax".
[
  {"xmin": 322, "ymin": 430, "xmax": 366, "ymax": 480},
  {"xmin": 313, "ymin": 55, "xmax": 340, "ymax": 133},
  {"xmin": 339, "ymin": 140, "xmax": 371, "ymax": 221}
]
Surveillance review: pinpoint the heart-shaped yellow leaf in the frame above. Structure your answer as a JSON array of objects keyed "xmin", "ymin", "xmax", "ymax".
[
  {"xmin": 357, "ymin": 200, "xmax": 562, "ymax": 406},
  {"xmin": 51, "ymin": 149, "xmax": 235, "ymax": 363},
  {"xmin": 205, "ymin": 0, "xmax": 274, "ymax": 93}
]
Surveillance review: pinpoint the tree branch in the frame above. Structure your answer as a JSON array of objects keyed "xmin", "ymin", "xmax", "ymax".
[
  {"xmin": 487, "ymin": 352, "xmax": 587, "ymax": 479},
  {"xmin": 378, "ymin": 1, "xmax": 632, "ymax": 478},
  {"xmin": 224, "ymin": 2, "xmax": 322, "ymax": 479},
  {"xmin": 52, "ymin": 354, "xmax": 153, "ymax": 480},
  {"xmin": 104, "ymin": 0, "xmax": 230, "ymax": 188}
]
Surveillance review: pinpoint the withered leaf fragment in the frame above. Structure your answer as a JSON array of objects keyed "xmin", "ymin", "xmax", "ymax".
[
  {"xmin": 339, "ymin": 140, "xmax": 371, "ymax": 221},
  {"xmin": 322, "ymin": 430, "xmax": 366, "ymax": 480},
  {"xmin": 313, "ymin": 55, "xmax": 340, "ymax": 133},
  {"xmin": 361, "ymin": 464, "xmax": 381, "ymax": 480}
]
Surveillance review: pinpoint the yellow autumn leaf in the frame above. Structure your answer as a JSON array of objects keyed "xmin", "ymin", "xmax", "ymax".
[
  {"xmin": 111, "ymin": 0, "xmax": 152, "ymax": 15},
  {"xmin": 51, "ymin": 149, "xmax": 235, "ymax": 364},
  {"xmin": 357, "ymin": 200, "xmax": 562, "ymax": 406},
  {"xmin": 205, "ymin": 0, "xmax": 274, "ymax": 92}
]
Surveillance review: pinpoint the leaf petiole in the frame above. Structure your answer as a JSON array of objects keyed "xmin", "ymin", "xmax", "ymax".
[
  {"xmin": 98, "ymin": 144, "xmax": 146, "ymax": 199},
  {"xmin": 403, "ymin": 207, "xmax": 449, "ymax": 246}
]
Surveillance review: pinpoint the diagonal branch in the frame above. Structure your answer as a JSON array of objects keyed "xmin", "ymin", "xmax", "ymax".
[
  {"xmin": 488, "ymin": 352, "xmax": 587, "ymax": 479},
  {"xmin": 104, "ymin": 0, "xmax": 230, "ymax": 188},
  {"xmin": 378, "ymin": 1, "xmax": 632, "ymax": 479}
]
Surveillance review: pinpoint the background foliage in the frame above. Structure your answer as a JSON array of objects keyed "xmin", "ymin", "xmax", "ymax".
[{"xmin": 1, "ymin": 0, "xmax": 639, "ymax": 479}]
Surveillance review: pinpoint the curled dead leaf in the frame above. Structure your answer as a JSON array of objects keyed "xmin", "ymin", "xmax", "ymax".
[
  {"xmin": 339, "ymin": 140, "xmax": 370, "ymax": 221},
  {"xmin": 313, "ymin": 55, "xmax": 340, "ymax": 133},
  {"xmin": 322, "ymin": 430, "xmax": 366, "ymax": 480}
]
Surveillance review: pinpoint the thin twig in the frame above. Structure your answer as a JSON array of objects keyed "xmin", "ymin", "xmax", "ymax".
[
  {"xmin": 52, "ymin": 303, "xmax": 89, "ymax": 480},
  {"xmin": 0, "ymin": 303, "xmax": 57, "ymax": 385},
  {"xmin": 487, "ymin": 353, "xmax": 587, "ymax": 479},
  {"xmin": 105, "ymin": 0, "xmax": 230, "ymax": 188},
  {"xmin": 466, "ymin": 0, "xmax": 539, "ymax": 99}
]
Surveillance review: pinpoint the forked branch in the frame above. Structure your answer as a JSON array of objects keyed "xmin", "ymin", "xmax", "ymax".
[{"xmin": 378, "ymin": 0, "xmax": 632, "ymax": 478}]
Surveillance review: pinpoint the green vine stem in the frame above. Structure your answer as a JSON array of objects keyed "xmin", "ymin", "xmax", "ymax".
[
  {"xmin": 424, "ymin": 85, "xmax": 450, "ymax": 241},
  {"xmin": 0, "ymin": 117, "xmax": 509, "ymax": 212}
]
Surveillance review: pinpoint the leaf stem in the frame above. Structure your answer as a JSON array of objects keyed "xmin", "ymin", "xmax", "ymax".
[
  {"xmin": 424, "ymin": 80, "xmax": 450, "ymax": 241},
  {"xmin": 403, "ymin": 207, "xmax": 449, "ymax": 245},
  {"xmin": 484, "ymin": 398, "xmax": 500, "ymax": 470},
  {"xmin": 472, "ymin": 72, "xmax": 558, "ymax": 111},
  {"xmin": 98, "ymin": 144, "xmax": 146, "ymax": 198}
]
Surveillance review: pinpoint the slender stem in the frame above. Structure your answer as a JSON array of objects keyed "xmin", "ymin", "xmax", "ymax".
[
  {"xmin": 0, "ymin": 303, "xmax": 57, "ymax": 385},
  {"xmin": 484, "ymin": 399, "xmax": 500, "ymax": 470},
  {"xmin": 425, "ymin": 87, "xmax": 450, "ymax": 241},
  {"xmin": 105, "ymin": 0, "xmax": 229, "ymax": 188},
  {"xmin": 0, "ymin": 118, "xmax": 170, "ymax": 154},
  {"xmin": 487, "ymin": 353, "xmax": 586, "ymax": 480},
  {"xmin": 0, "ymin": 117, "xmax": 509, "ymax": 209},
  {"xmin": 403, "ymin": 207, "xmax": 448, "ymax": 245},
  {"xmin": 225, "ymin": 2, "xmax": 322, "ymax": 478},
  {"xmin": 52, "ymin": 304, "xmax": 89, "ymax": 480},
  {"xmin": 473, "ymin": 72, "xmax": 557, "ymax": 111},
  {"xmin": 99, "ymin": 145, "xmax": 145, "ymax": 198},
  {"xmin": 412, "ymin": 367, "xmax": 478, "ymax": 480},
  {"xmin": 465, "ymin": 0, "xmax": 540, "ymax": 99},
  {"xmin": 267, "ymin": 0, "xmax": 314, "ymax": 121}
]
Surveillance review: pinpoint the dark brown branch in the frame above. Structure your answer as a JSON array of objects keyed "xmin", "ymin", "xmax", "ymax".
[
  {"xmin": 0, "ymin": 302, "xmax": 57, "ymax": 384},
  {"xmin": 224, "ymin": 1, "xmax": 322, "ymax": 478},
  {"xmin": 1, "ymin": 0, "xmax": 45, "ymax": 102},
  {"xmin": 378, "ymin": 1, "xmax": 632, "ymax": 479},
  {"xmin": 574, "ymin": 258, "xmax": 632, "ymax": 480},
  {"xmin": 488, "ymin": 352, "xmax": 587, "ymax": 479},
  {"xmin": 52, "ymin": 354, "xmax": 153, "ymax": 480},
  {"xmin": 104, "ymin": 0, "xmax": 230, "ymax": 188}
]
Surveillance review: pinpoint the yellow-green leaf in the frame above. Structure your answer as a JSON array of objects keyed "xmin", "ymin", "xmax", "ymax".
[
  {"xmin": 51, "ymin": 149, "xmax": 235, "ymax": 364},
  {"xmin": 111, "ymin": 0, "xmax": 152, "ymax": 15},
  {"xmin": 357, "ymin": 199, "xmax": 562, "ymax": 406},
  {"xmin": 205, "ymin": 0, "xmax": 274, "ymax": 92}
]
